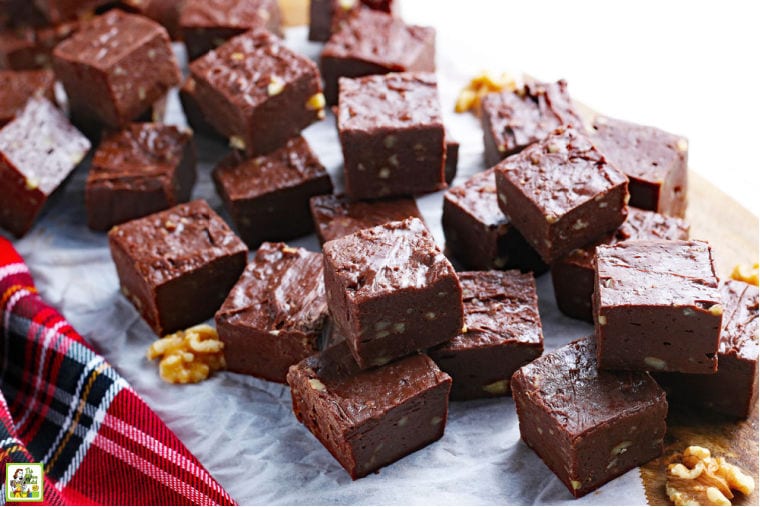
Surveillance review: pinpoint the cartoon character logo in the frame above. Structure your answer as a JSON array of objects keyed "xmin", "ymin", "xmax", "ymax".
[{"xmin": 5, "ymin": 463, "xmax": 44, "ymax": 502}]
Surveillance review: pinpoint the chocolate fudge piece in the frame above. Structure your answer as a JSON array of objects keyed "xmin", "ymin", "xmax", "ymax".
[
  {"xmin": 53, "ymin": 10, "xmax": 181, "ymax": 129},
  {"xmin": 119, "ymin": 0, "xmax": 183, "ymax": 39},
  {"xmin": 213, "ymin": 136, "xmax": 333, "ymax": 247},
  {"xmin": 178, "ymin": 77, "xmax": 222, "ymax": 140},
  {"xmin": 494, "ymin": 126, "xmax": 629, "ymax": 263},
  {"xmin": 71, "ymin": 93, "xmax": 169, "ymax": 142},
  {"xmin": 552, "ymin": 208, "xmax": 689, "ymax": 322},
  {"xmin": 0, "ymin": 22, "xmax": 77, "ymax": 70},
  {"xmin": 338, "ymin": 72, "xmax": 445, "ymax": 199},
  {"xmin": 85, "ymin": 123, "xmax": 197, "ymax": 231},
  {"xmin": 444, "ymin": 134, "xmax": 459, "ymax": 185},
  {"xmin": 308, "ymin": 0, "xmax": 397, "ymax": 42},
  {"xmin": 215, "ymin": 242, "xmax": 328, "ymax": 383},
  {"xmin": 0, "ymin": 97, "xmax": 90, "ymax": 237},
  {"xmin": 287, "ymin": 340, "xmax": 451, "ymax": 479},
  {"xmin": 428, "ymin": 271, "xmax": 543, "ymax": 400},
  {"xmin": 188, "ymin": 29, "xmax": 324, "ymax": 157},
  {"xmin": 108, "ymin": 200, "xmax": 248, "ymax": 336},
  {"xmin": 180, "ymin": 0, "xmax": 282, "ymax": 60},
  {"xmin": 481, "ymin": 80, "xmax": 583, "ymax": 167},
  {"xmin": 591, "ymin": 115, "xmax": 689, "ymax": 217},
  {"xmin": 594, "ymin": 239, "xmax": 722, "ymax": 374},
  {"xmin": 511, "ymin": 336, "xmax": 667, "ymax": 498},
  {"xmin": 653, "ymin": 280, "xmax": 759, "ymax": 419},
  {"xmin": 323, "ymin": 217, "xmax": 464, "ymax": 369},
  {"xmin": 320, "ymin": 9, "xmax": 435, "ymax": 104},
  {"xmin": 0, "ymin": 69, "xmax": 55, "ymax": 126},
  {"xmin": 33, "ymin": 0, "xmax": 109, "ymax": 23},
  {"xmin": 309, "ymin": 193, "xmax": 424, "ymax": 245},
  {"xmin": 441, "ymin": 168, "xmax": 548, "ymax": 274}
]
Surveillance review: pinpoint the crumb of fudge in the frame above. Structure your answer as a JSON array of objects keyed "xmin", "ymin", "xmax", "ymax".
[
  {"xmin": 455, "ymin": 71, "xmax": 517, "ymax": 115},
  {"xmin": 731, "ymin": 262, "xmax": 759, "ymax": 286},
  {"xmin": 665, "ymin": 445, "xmax": 755, "ymax": 506},
  {"xmin": 147, "ymin": 324, "xmax": 226, "ymax": 384}
]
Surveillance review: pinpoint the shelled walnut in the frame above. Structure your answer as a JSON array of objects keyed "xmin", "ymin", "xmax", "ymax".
[
  {"xmin": 455, "ymin": 71, "xmax": 517, "ymax": 115},
  {"xmin": 147, "ymin": 324, "xmax": 226, "ymax": 384},
  {"xmin": 731, "ymin": 262, "xmax": 758, "ymax": 286}
]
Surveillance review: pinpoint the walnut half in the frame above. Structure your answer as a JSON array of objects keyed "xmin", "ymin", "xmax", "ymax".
[{"xmin": 146, "ymin": 324, "xmax": 226, "ymax": 384}]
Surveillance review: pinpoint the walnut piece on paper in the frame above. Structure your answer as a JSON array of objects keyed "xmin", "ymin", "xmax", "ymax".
[
  {"xmin": 665, "ymin": 446, "xmax": 755, "ymax": 506},
  {"xmin": 731, "ymin": 262, "xmax": 759, "ymax": 286},
  {"xmin": 146, "ymin": 324, "xmax": 226, "ymax": 384},
  {"xmin": 455, "ymin": 71, "xmax": 518, "ymax": 115}
]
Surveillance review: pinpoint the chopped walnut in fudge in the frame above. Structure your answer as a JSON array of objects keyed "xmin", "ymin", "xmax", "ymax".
[
  {"xmin": 666, "ymin": 445, "xmax": 755, "ymax": 506},
  {"xmin": 147, "ymin": 324, "xmax": 226, "ymax": 383},
  {"xmin": 731, "ymin": 262, "xmax": 759, "ymax": 286}
]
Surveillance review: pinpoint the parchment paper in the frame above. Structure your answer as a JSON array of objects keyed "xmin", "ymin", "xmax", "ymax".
[{"xmin": 8, "ymin": 27, "xmax": 651, "ymax": 505}]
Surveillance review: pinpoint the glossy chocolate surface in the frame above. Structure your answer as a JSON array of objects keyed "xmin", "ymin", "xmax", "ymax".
[{"xmin": 0, "ymin": 69, "xmax": 55, "ymax": 125}]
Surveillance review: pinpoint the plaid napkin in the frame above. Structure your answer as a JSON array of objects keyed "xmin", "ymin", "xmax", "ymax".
[{"xmin": 0, "ymin": 237, "xmax": 236, "ymax": 505}]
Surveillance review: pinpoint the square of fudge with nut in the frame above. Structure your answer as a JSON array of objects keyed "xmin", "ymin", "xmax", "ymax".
[
  {"xmin": 108, "ymin": 199, "xmax": 248, "ymax": 336},
  {"xmin": 213, "ymin": 136, "xmax": 333, "ymax": 248},
  {"xmin": 593, "ymin": 239, "xmax": 722, "ymax": 374},
  {"xmin": 494, "ymin": 126, "xmax": 629, "ymax": 264},
  {"xmin": 428, "ymin": 270, "xmax": 543, "ymax": 400},
  {"xmin": 480, "ymin": 79, "xmax": 583, "ymax": 167},
  {"xmin": 323, "ymin": 217, "xmax": 463, "ymax": 369},
  {"xmin": 215, "ymin": 242, "xmax": 328, "ymax": 383},
  {"xmin": 441, "ymin": 168, "xmax": 548, "ymax": 274},
  {"xmin": 320, "ymin": 8, "xmax": 435, "ymax": 104},
  {"xmin": 52, "ymin": 10, "xmax": 180, "ymax": 129},
  {"xmin": 308, "ymin": 0, "xmax": 397, "ymax": 42},
  {"xmin": 654, "ymin": 280, "xmax": 759, "ymax": 418},
  {"xmin": 180, "ymin": 0, "xmax": 282, "ymax": 60},
  {"xmin": 188, "ymin": 29, "xmax": 325, "ymax": 157},
  {"xmin": 591, "ymin": 115, "xmax": 689, "ymax": 218},
  {"xmin": 337, "ymin": 72, "xmax": 445, "ymax": 200},
  {"xmin": 511, "ymin": 336, "xmax": 667, "ymax": 498},
  {"xmin": 286, "ymin": 339, "xmax": 451, "ymax": 479},
  {"xmin": 86, "ymin": 123, "xmax": 197, "ymax": 231},
  {"xmin": 552, "ymin": 207, "xmax": 690, "ymax": 322}
]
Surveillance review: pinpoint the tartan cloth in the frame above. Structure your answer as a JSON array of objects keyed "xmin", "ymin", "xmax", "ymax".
[{"xmin": 0, "ymin": 237, "xmax": 236, "ymax": 506}]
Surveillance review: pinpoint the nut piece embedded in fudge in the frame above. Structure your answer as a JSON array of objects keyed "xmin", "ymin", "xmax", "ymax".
[
  {"xmin": 653, "ymin": 280, "xmax": 759, "ymax": 418},
  {"xmin": 286, "ymin": 340, "xmax": 452, "ymax": 479},
  {"xmin": 215, "ymin": 242, "xmax": 328, "ymax": 383},
  {"xmin": 52, "ymin": 10, "xmax": 181, "ymax": 129},
  {"xmin": 309, "ymin": 193, "xmax": 424, "ymax": 245},
  {"xmin": 511, "ymin": 336, "xmax": 668, "ymax": 498},
  {"xmin": 180, "ymin": 0, "xmax": 283, "ymax": 60},
  {"xmin": 188, "ymin": 29, "xmax": 325, "ymax": 157},
  {"xmin": 86, "ymin": 123, "xmax": 197, "ymax": 231},
  {"xmin": 428, "ymin": 271, "xmax": 543, "ymax": 400},
  {"xmin": 494, "ymin": 126, "xmax": 629, "ymax": 264},
  {"xmin": 441, "ymin": 168, "xmax": 548, "ymax": 274},
  {"xmin": 338, "ymin": 72, "xmax": 446, "ymax": 200},
  {"xmin": 480, "ymin": 79, "xmax": 584, "ymax": 167},
  {"xmin": 323, "ymin": 217, "xmax": 464, "ymax": 369},
  {"xmin": 593, "ymin": 239, "xmax": 722, "ymax": 374},
  {"xmin": 212, "ymin": 136, "xmax": 333, "ymax": 248},
  {"xmin": 309, "ymin": 0, "xmax": 398, "ymax": 42},
  {"xmin": 0, "ymin": 97, "xmax": 90, "ymax": 237},
  {"xmin": 591, "ymin": 115, "xmax": 689, "ymax": 218},
  {"xmin": 0, "ymin": 69, "xmax": 56, "ymax": 126},
  {"xmin": 320, "ymin": 9, "xmax": 435, "ymax": 104},
  {"xmin": 108, "ymin": 199, "xmax": 248, "ymax": 336},
  {"xmin": 552, "ymin": 208, "xmax": 690, "ymax": 322}
]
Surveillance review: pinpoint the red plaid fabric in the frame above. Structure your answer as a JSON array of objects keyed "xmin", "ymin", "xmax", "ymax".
[{"xmin": 0, "ymin": 237, "xmax": 236, "ymax": 505}]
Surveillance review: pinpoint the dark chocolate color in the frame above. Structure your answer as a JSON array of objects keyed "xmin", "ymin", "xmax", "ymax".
[
  {"xmin": 444, "ymin": 134, "xmax": 459, "ymax": 185},
  {"xmin": 308, "ymin": 0, "xmax": 397, "ymax": 42},
  {"xmin": 0, "ymin": 69, "xmax": 55, "ymax": 126},
  {"xmin": 0, "ymin": 21, "xmax": 78, "ymax": 70},
  {"xmin": 33, "ymin": 0, "xmax": 108, "ymax": 23},
  {"xmin": 119, "ymin": 0, "xmax": 183, "ymax": 39}
]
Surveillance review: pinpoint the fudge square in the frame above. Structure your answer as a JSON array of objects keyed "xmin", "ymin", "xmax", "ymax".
[
  {"xmin": 0, "ymin": 69, "xmax": 55, "ymax": 126},
  {"xmin": 286, "ymin": 339, "xmax": 451, "ymax": 479},
  {"xmin": 494, "ymin": 126, "xmax": 629, "ymax": 264},
  {"xmin": 188, "ymin": 29, "xmax": 325, "ymax": 157},
  {"xmin": 593, "ymin": 239, "xmax": 722, "ymax": 374},
  {"xmin": 442, "ymin": 168, "xmax": 548, "ymax": 275},
  {"xmin": 180, "ymin": 0, "xmax": 283, "ymax": 60},
  {"xmin": 323, "ymin": 217, "xmax": 464, "ymax": 369},
  {"xmin": 511, "ymin": 336, "xmax": 667, "ymax": 498},
  {"xmin": 0, "ymin": 97, "xmax": 90, "ymax": 237},
  {"xmin": 591, "ymin": 115, "xmax": 688, "ymax": 217},
  {"xmin": 52, "ymin": 10, "xmax": 179, "ymax": 129},
  {"xmin": 86, "ymin": 123, "xmax": 197, "ymax": 231},
  {"xmin": 320, "ymin": 9, "xmax": 435, "ymax": 104},
  {"xmin": 338, "ymin": 72, "xmax": 445, "ymax": 200},
  {"xmin": 551, "ymin": 207, "xmax": 689, "ymax": 322},
  {"xmin": 428, "ymin": 271, "xmax": 543, "ymax": 400},
  {"xmin": 309, "ymin": 193, "xmax": 424, "ymax": 245},
  {"xmin": 215, "ymin": 242, "xmax": 328, "ymax": 383},
  {"xmin": 309, "ymin": 0, "xmax": 397, "ymax": 42},
  {"xmin": 108, "ymin": 200, "xmax": 248, "ymax": 336},
  {"xmin": 481, "ymin": 79, "xmax": 584, "ymax": 167},
  {"xmin": 212, "ymin": 136, "xmax": 333, "ymax": 247},
  {"xmin": 654, "ymin": 280, "xmax": 759, "ymax": 418}
]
